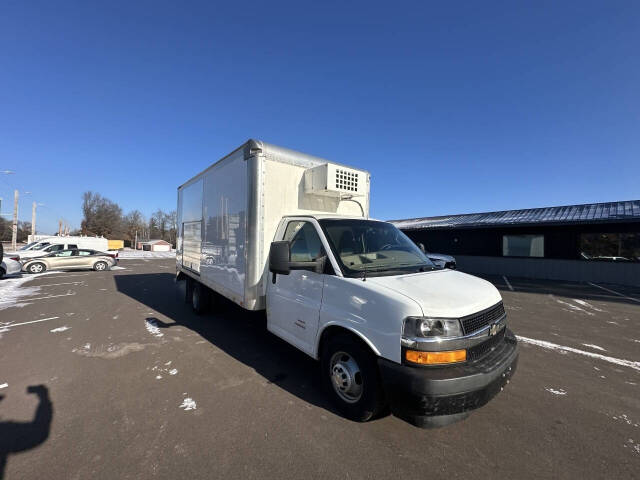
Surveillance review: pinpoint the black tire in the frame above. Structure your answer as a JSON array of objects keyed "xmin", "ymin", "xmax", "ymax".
[
  {"xmin": 94, "ymin": 261, "xmax": 109, "ymax": 271},
  {"xmin": 320, "ymin": 333, "xmax": 387, "ymax": 422},
  {"xmin": 0, "ymin": 267, "xmax": 5, "ymax": 279},
  {"xmin": 191, "ymin": 281, "xmax": 210, "ymax": 315},
  {"xmin": 28, "ymin": 262, "xmax": 46, "ymax": 274},
  {"xmin": 185, "ymin": 277, "xmax": 194, "ymax": 304},
  {"xmin": 0, "ymin": 242, "xmax": 3, "ymax": 263}
]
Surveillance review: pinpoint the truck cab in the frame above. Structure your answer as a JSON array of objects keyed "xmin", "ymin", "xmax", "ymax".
[{"xmin": 267, "ymin": 215, "xmax": 518, "ymax": 427}]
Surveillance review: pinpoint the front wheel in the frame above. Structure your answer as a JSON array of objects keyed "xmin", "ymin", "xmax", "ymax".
[
  {"xmin": 94, "ymin": 261, "xmax": 109, "ymax": 271},
  {"xmin": 320, "ymin": 334, "xmax": 387, "ymax": 422},
  {"xmin": 27, "ymin": 262, "xmax": 46, "ymax": 274}
]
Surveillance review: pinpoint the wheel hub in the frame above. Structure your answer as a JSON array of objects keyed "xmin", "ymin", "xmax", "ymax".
[{"xmin": 329, "ymin": 352, "xmax": 363, "ymax": 403}]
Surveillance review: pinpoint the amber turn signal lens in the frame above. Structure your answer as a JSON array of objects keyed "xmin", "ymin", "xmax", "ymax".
[{"xmin": 405, "ymin": 349, "xmax": 466, "ymax": 365}]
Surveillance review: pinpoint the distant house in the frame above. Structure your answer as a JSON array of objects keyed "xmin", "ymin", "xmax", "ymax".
[{"xmin": 137, "ymin": 239, "xmax": 171, "ymax": 252}]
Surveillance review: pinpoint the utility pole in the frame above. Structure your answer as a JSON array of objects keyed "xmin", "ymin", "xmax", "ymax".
[
  {"xmin": 31, "ymin": 201, "xmax": 36, "ymax": 238},
  {"xmin": 134, "ymin": 230, "xmax": 138, "ymax": 250},
  {"xmin": 11, "ymin": 189, "xmax": 18, "ymax": 251}
]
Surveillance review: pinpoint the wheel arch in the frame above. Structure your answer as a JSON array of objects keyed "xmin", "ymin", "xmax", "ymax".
[{"xmin": 315, "ymin": 324, "xmax": 381, "ymax": 360}]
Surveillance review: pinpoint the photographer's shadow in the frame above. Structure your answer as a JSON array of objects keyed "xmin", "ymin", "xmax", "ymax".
[{"xmin": 0, "ymin": 385, "xmax": 53, "ymax": 480}]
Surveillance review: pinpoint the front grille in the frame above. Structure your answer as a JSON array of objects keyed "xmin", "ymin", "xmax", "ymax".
[
  {"xmin": 467, "ymin": 327, "xmax": 506, "ymax": 362},
  {"xmin": 461, "ymin": 302, "xmax": 505, "ymax": 335}
]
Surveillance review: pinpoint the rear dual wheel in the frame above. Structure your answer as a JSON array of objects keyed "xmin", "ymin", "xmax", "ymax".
[{"xmin": 187, "ymin": 278, "xmax": 211, "ymax": 315}]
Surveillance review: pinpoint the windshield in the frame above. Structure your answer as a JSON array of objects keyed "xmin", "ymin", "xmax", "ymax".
[
  {"xmin": 319, "ymin": 219, "xmax": 436, "ymax": 277},
  {"xmin": 27, "ymin": 242, "xmax": 52, "ymax": 251},
  {"xmin": 19, "ymin": 241, "xmax": 39, "ymax": 250}
]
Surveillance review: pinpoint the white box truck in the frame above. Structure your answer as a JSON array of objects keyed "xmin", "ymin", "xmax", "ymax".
[{"xmin": 176, "ymin": 140, "xmax": 518, "ymax": 427}]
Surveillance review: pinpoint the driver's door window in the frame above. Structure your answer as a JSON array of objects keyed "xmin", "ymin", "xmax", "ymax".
[
  {"xmin": 53, "ymin": 250, "xmax": 73, "ymax": 257},
  {"xmin": 45, "ymin": 244, "xmax": 64, "ymax": 253},
  {"xmin": 285, "ymin": 221, "xmax": 323, "ymax": 262}
]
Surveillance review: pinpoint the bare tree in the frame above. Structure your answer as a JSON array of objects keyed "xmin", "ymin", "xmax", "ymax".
[{"xmin": 81, "ymin": 192, "xmax": 123, "ymax": 238}]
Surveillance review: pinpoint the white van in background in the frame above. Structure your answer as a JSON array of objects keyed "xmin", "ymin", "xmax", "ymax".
[{"xmin": 9, "ymin": 236, "xmax": 111, "ymax": 260}]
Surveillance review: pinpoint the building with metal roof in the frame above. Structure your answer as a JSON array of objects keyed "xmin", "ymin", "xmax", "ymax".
[
  {"xmin": 391, "ymin": 200, "xmax": 640, "ymax": 230},
  {"xmin": 392, "ymin": 200, "xmax": 640, "ymax": 286}
]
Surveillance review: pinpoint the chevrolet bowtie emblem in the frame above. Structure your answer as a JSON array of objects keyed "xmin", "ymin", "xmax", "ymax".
[{"xmin": 489, "ymin": 323, "xmax": 499, "ymax": 336}]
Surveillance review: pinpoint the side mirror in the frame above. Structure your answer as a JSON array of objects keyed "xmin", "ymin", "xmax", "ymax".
[
  {"xmin": 269, "ymin": 241, "xmax": 291, "ymax": 275},
  {"xmin": 417, "ymin": 242, "xmax": 426, "ymax": 253}
]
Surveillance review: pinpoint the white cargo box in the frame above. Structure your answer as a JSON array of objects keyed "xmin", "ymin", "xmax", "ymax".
[{"xmin": 177, "ymin": 140, "xmax": 370, "ymax": 311}]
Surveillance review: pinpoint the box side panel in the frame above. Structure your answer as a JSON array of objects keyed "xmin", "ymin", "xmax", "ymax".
[
  {"xmin": 178, "ymin": 178, "xmax": 204, "ymax": 273},
  {"xmin": 199, "ymin": 150, "xmax": 248, "ymax": 306}
]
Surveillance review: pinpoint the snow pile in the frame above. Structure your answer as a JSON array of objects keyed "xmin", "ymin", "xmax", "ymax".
[
  {"xmin": 0, "ymin": 274, "xmax": 45, "ymax": 311},
  {"xmin": 145, "ymin": 319, "xmax": 164, "ymax": 338},
  {"xmin": 179, "ymin": 397, "xmax": 197, "ymax": 411},
  {"xmin": 118, "ymin": 250, "xmax": 176, "ymax": 259},
  {"xmin": 50, "ymin": 326, "xmax": 71, "ymax": 333},
  {"xmin": 545, "ymin": 388, "xmax": 567, "ymax": 396}
]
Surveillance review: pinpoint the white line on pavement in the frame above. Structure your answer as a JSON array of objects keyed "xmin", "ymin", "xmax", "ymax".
[
  {"xmin": 3, "ymin": 316, "xmax": 60, "ymax": 328},
  {"xmin": 0, "ymin": 292, "xmax": 76, "ymax": 304},
  {"xmin": 517, "ymin": 335, "xmax": 640, "ymax": 371},
  {"xmin": 503, "ymin": 275, "xmax": 514, "ymax": 291},
  {"xmin": 29, "ymin": 273, "xmax": 90, "ymax": 280},
  {"xmin": 588, "ymin": 282, "xmax": 640, "ymax": 303}
]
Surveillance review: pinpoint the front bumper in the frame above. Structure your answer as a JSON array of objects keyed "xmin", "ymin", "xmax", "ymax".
[{"xmin": 378, "ymin": 328, "xmax": 518, "ymax": 428}]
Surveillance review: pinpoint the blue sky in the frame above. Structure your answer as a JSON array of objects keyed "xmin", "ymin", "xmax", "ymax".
[{"xmin": 1, "ymin": 1, "xmax": 638, "ymax": 234}]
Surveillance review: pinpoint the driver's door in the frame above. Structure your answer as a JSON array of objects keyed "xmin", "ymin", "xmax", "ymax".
[
  {"xmin": 266, "ymin": 220, "xmax": 325, "ymax": 356},
  {"xmin": 48, "ymin": 249, "xmax": 76, "ymax": 269}
]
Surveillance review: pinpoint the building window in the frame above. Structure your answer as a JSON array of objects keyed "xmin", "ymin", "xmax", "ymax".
[
  {"xmin": 502, "ymin": 235, "xmax": 544, "ymax": 257},
  {"xmin": 580, "ymin": 233, "xmax": 640, "ymax": 262}
]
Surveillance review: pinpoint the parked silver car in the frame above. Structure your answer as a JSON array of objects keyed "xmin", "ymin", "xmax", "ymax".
[{"xmin": 22, "ymin": 249, "xmax": 117, "ymax": 274}]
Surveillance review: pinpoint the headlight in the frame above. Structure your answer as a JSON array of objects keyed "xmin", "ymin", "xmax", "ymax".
[{"xmin": 403, "ymin": 316, "xmax": 463, "ymax": 339}]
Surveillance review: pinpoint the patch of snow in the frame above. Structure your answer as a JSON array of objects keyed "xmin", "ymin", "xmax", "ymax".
[
  {"xmin": 145, "ymin": 319, "xmax": 164, "ymax": 338},
  {"xmin": 156, "ymin": 375, "xmax": 162, "ymax": 380},
  {"xmin": 582, "ymin": 343, "xmax": 606, "ymax": 351},
  {"xmin": 118, "ymin": 250, "xmax": 176, "ymax": 259},
  {"xmin": 553, "ymin": 297, "xmax": 594, "ymax": 316},
  {"xmin": 612, "ymin": 414, "xmax": 640, "ymax": 428},
  {"xmin": 83, "ymin": 343, "xmax": 91, "ymax": 349},
  {"xmin": 625, "ymin": 439, "xmax": 640, "ymax": 456},
  {"xmin": 110, "ymin": 266, "xmax": 126, "ymax": 270},
  {"xmin": 179, "ymin": 397, "xmax": 197, "ymax": 411},
  {"xmin": 0, "ymin": 275, "xmax": 43, "ymax": 310},
  {"xmin": 0, "ymin": 383, "xmax": 7, "ymax": 389},
  {"xmin": 50, "ymin": 326, "xmax": 70, "ymax": 333},
  {"xmin": 168, "ymin": 369, "xmax": 178, "ymax": 375},
  {"xmin": 607, "ymin": 321, "xmax": 620, "ymax": 325},
  {"xmin": 573, "ymin": 299, "xmax": 604, "ymax": 312},
  {"xmin": 545, "ymin": 388, "xmax": 567, "ymax": 396}
]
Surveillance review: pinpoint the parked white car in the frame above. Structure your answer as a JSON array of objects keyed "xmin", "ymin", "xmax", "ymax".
[{"xmin": 1, "ymin": 256, "xmax": 22, "ymax": 278}]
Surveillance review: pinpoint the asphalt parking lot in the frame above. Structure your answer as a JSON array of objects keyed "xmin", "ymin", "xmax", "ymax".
[{"xmin": 0, "ymin": 259, "xmax": 638, "ymax": 479}]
